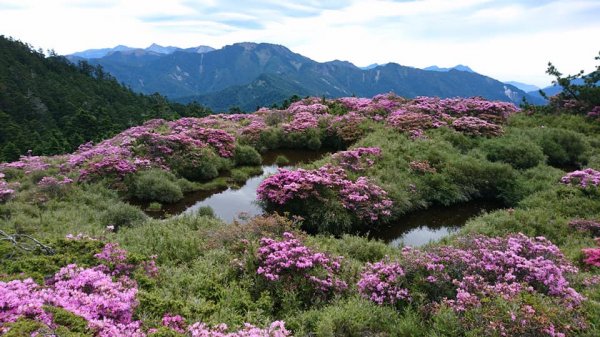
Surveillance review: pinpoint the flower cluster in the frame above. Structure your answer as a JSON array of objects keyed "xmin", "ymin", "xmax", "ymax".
[
  {"xmin": 568, "ymin": 219, "xmax": 600, "ymax": 236},
  {"xmin": 0, "ymin": 265, "xmax": 143, "ymax": 337},
  {"xmin": 0, "ymin": 172, "xmax": 17, "ymax": 202},
  {"xmin": 561, "ymin": 168, "xmax": 600, "ymax": 188},
  {"xmin": 582, "ymin": 246, "xmax": 600, "ymax": 267},
  {"xmin": 187, "ymin": 320, "xmax": 290, "ymax": 337},
  {"xmin": 357, "ymin": 259, "xmax": 410, "ymax": 305},
  {"xmin": 451, "ymin": 116, "xmax": 504, "ymax": 136},
  {"xmin": 0, "ymin": 154, "xmax": 50, "ymax": 173},
  {"xmin": 37, "ymin": 175, "xmax": 74, "ymax": 187},
  {"xmin": 362, "ymin": 234, "xmax": 583, "ymax": 310},
  {"xmin": 338, "ymin": 176, "xmax": 393, "ymax": 222},
  {"xmin": 256, "ymin": 232, "xmax": 347, "ymax": 293},
  {"xmin": 288, "ymin": 100, "xmax": 329, "ymax": 115},
  {"xmin": 282, "ymin": 111, "xmax": 319, "ymax": 133},
  {"xmin": 326, "ymin": 112, "xmax": 366, "ymax": 143},
  {"xmin": 257, "ymin": 164, "xmax": 392, "ymax": 222},
  {"xmin": 94, "ymin": 242, "xmax": 136, "ymax": 276},
  {"xmin": 331, "ymin": 147, "xmax": 381, "ymax": 172},
  {"xmin": 153, "ymin": 314, "xmax": 291, "ymax": 337},
  {"xmin": 0, "ymin": 278, "xmax": 50, "ymax": 334},
  {"xmin": 588, "ymin": 106, "xmax": 600, "ymax": 119},
  {"xmin": 386, "ymin": 111, "xmax": 436, "ymax": 132}
]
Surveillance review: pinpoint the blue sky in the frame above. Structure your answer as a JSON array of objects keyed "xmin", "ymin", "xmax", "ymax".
[{"xmin": 1, "ymin": 0, "xmax": 599, "ymax": 87}]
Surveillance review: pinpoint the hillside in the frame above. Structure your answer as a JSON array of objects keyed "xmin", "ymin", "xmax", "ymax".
[
  {"xmin": 1, "ymin": 91, "xmax": 599, "ymax": 336},
  {"xmin": 75, "ymin": 42, "xmax": 546, "ymax": 111},
  {"xmin": 0, "ymin": 36, "xmax": 210, "ymax": 162}
]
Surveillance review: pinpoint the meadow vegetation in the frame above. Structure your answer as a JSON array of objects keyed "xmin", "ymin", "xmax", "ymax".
[{"xmin": 1, "ymin": 55, "xmax": 600, "ymax": 336}]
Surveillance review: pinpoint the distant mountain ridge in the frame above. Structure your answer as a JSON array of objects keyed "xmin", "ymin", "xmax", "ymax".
[
  {"xmin": 504, "ymin": 81, "xmax": 540, "ymax": 93},
  {"xmin": 70, "ymin": 43, "xmax": 215, "ymax": 59},
  {"xmin": 68, "ymin": 42, "xmax": 545, "ymax": 111},
  {"xmin": 423, "ymin": 65, "xmax": 475, "ymax": 73}
]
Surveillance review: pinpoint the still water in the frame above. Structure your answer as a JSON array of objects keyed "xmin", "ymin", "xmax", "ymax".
[
  {"xmin": 370, "ymin": 200, "xmax": 503, "ymax": 247},
  {"xmin": 150, "ymin": 149, "xmax": 330, "ymax": 222},
  {"xmin": 142, "ymin": 149, "xmax": 502, "ymax": 246}
]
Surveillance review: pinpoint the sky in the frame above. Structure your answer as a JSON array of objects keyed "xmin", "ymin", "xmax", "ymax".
[{"xmin": 1, "ymin": 0, "xmax": 599, "ymax": 88}]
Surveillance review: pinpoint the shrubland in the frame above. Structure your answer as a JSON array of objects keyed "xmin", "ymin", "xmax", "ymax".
[{"xmin": 1, "ymin": 54, "xmax": 600, "ymax": 336}]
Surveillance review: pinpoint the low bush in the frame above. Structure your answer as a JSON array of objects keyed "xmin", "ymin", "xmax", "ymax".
[
  {"xmin": 100, "ymin": 202, "xmax": 147, "ymax": 230},
  {"xmin": 275, "ymin": 155, "xmax": 290, "ymax": 166},
  {"xmin": 233, "ymin": 144, "xmax": 262, "ymax": 166},
  {"xmin": 128, "ymin": 170, "xmax": 183, "ymax": 203},
  {"xmin": 170, "ymin": 148, "xmax": 230, "ymax": 181},
  {"xmin": 483, "ymin": 135, "xmax": 545, "ymax": 169},
  {"xmin": 529, "ymin": 127, "xmax": 590, "ymax": 167}
]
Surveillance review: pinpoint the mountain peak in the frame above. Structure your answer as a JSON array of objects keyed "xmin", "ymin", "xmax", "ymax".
[
  {"xmin": 325, "ymin": 60, "xmax": 358, "ymax": 68},
  {"xmin": 145, "ymin": 43, "xmax": 180, "ymax": 54},
  {"xmin": 424, "ymin": 65, "xmax": 475, "ymax": 73}
]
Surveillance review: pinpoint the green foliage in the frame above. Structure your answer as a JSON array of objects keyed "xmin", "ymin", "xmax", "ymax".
[
  {"xmin": 275, "ymin": 155, "xmax": 290, "ymax": 166},
  {"xmin": 542, "ymin": 51, "xmax": 600, "ymax": 109},
  {"xmin": 101, "ymin": 202, "xmax": 147, "ymax": 230},
  {"xmin": 170, "ymin": 148, "xmax": 230, "ymax": 181},
  {"xmin": 0, "ymin": 238, "xmax": 104, "ymax": 282},
  {"xmin": 231, "ymin": 170, "xmax": 250, "ymax": 184},
  {"xmin": 44, "ymin": 306, "xmax": 91, "ymax": 334},
  {"xmin": 195, "ymin": 206, "xmax": 216, "ymax": 218},
  {"xmin": 482, "ymin": 134, "xmax": 545, "ymax": 169},
  {"xmin": 234, "ymin": 144, "xmax": 262, "ymax": 166},
  {"xmin": 117, "ymin": 215, "xmax": 222, "ymax": 264},
  {"xmin": 529, "ymin": 127, "xmax": 590, "ymax": 167},
  {"xmin": 128, "ymin": 169, "xmax": 183, "ymax": 203},
  {"xmin": 0, "ymin": 35, "xmax": 211, "ymax": 162},
  {"xmin": 147, "ymin": 202, "xmax": 162, "ymax": 211},
  {"xmin": 148, "ymin": 327, "xmax": 187, "ymax": 337},
  {"xmin": 288, "ymin": 296, "xmax": 416, "ymax": 337},
  {"xmin": 309, "ymin": 235, "xmax": 396, "ymax": 263}
]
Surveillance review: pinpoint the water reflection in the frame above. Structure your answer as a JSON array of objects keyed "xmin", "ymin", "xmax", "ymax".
[
  {"xmin": 145, "ymin": 149, "xmax": 330, "ymax": 220},
  {"xmin": 370, "ymin": 200, "xmax": 503, "ymax": 247}
]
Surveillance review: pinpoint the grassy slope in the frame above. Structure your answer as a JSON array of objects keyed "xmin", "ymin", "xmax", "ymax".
[{"xmin": 1, "ymin": 112, "xmax": 599, "ymax": 336}]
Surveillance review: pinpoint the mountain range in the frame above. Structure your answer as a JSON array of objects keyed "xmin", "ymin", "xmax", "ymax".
[
  {"xmin": 0, "ymin": 36, "xmax": 209, "ymax": 161},
  {"xmin": 423, "ymin": 65, "xmax": 475, "ymax": 73},
  {"xmin": 68, "ymin": 42, "xmax": 547, "ymax": 111},
  {"xmin": 70, "ymin": 43, "xmax": 216, "ymax": 59}
]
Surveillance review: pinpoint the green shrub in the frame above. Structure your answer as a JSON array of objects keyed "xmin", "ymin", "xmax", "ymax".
[
  {"xmin": 275, "ymin": 155, "xmax": 290, "ymax": 166},
  {"xmin": 445, "ymin": 157, "xmax": 519, "ymax": 205},
  {"xmin": 195, "ymin": 206, "xmax": 215, "ymax": 218},
  {"xmin": 176, "ymin": 178, "xmax": 195, "ymax": 193},
  {"xmin": 307, "ymin": 132, "xmax": 322, "ymax": 150},
  {"xmin": 529, "ymin": 128, "xmax": 590, "ymax": 167},
  {"xmin": 309, "ymin": 235, "xmax": 397, "ymax": 263},
  {"xmin": 230, "ymin": 170, "xmax": 249, "ymax": 184},
  {"xmin": 233, "ymin": 144, "xmax": 262, "ymax": 166},
  {"xmin": 129, "ymin": 170, "xmax": 183, "ymax": 203},
  {"xmin": 483, "ymin": 135, "xmax": 545, "ymax": 169},
  {"xmin": 147, "ymin": 202, "xmax": 162, "ymax": 211},
  {"xmin": 101, "ymin": 202, "xmax": 147, "ymax": 230},
  {"xmin": 288, "ymin": 297, "xmax": 421, "ymax": 337},
  {"xmin": 170, "ymin": 148, "xmax": 232, "ymax": 181},
  {"xmin": 0, "ymin": 238, "xmax": 104, "ymax": 282},
  {"xmin": 256, "ymin": 128, "xmax": 283, "ymax": 151}
]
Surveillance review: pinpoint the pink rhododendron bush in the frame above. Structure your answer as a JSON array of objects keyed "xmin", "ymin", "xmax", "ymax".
[
  {"xmin": 256, "ymin": 163, "xmax": 392, "ymax": 233},
  {"xmin": 3, "ymin": 91, "xmax": 600, "ymax": 336},
  {"xmin": 0, "ymin": 94, "xmax": 516, "ymax": 183},
  {"xmin": 0, "ymin": 238, "xmax": 292, "ymax": 337},
  {"xmin": 358, "ymin": 234, "xmax": 588, "ymax": 336},
  {"xmin": 561, "ymin": 168, "xmax": 600, "ymax": 189},
  {"xmin": 255, "ymin": 232, "xmax": 347, "ymax": 296},
  {"xmin": 0, "ymin": 172, "xmax": 18, "ymax": 202}
]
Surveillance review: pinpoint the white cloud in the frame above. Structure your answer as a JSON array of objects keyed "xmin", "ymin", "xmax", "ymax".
[{"xmin": 0, "ymin": 0, "xmax": 598, "ymax": 87}]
